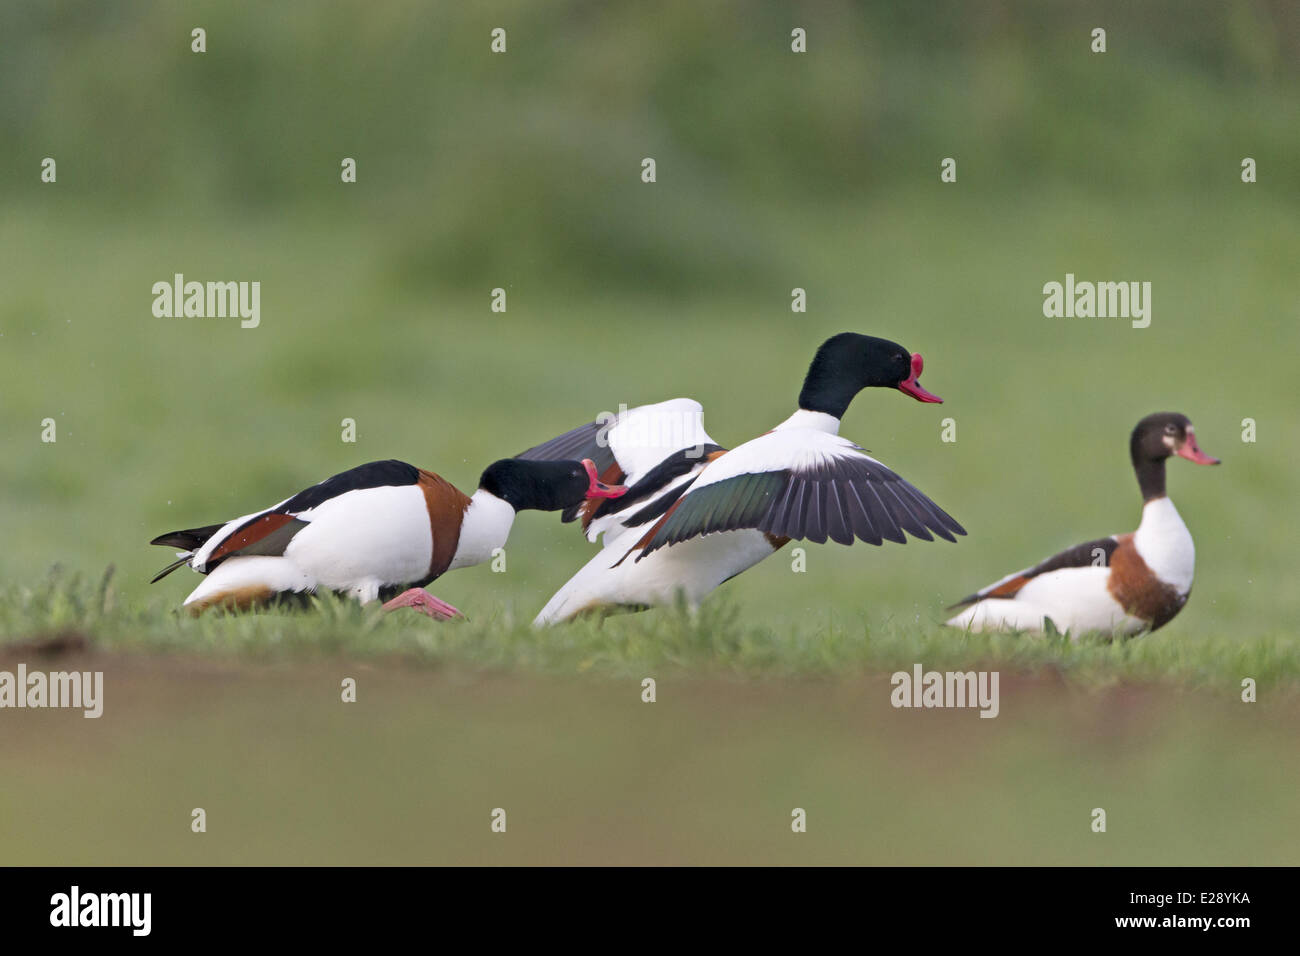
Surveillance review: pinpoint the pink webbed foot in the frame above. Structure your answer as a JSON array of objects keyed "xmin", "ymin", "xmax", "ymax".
[{"xmin": 381, "ymin": 588, "xmax": 462, "ymax": 621}]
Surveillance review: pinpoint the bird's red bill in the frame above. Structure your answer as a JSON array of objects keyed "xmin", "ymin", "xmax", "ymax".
[
  {"xmin": 1177, "ymin": 431, "xmax": 1220, "ymax": 465},
  {"xmin": 897, "ymin": 353, "xmax": 943, "ymax": 403},
  {"xmin": 582, "ymin": 459, "xmax": 628, "ymax": 498}
]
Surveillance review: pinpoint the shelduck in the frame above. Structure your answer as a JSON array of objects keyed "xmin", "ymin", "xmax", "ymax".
[
  {"xmin": 945, "ymin": 412, "xmax": 1219, "ymax": 636},
  {"xmin": 150, "ymin": 458, "xmax": 627, "ymax": 616},
  {"xmin": 519, "ymin": 333, "xmax": 965, "ymax": 625}
]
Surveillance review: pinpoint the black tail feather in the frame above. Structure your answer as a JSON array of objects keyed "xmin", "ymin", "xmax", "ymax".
[
  {"xmin": 150, "ymin": 555, "xmax": 192, "ymax": 583},
  {"xmin": 149, "ymin": 522, "xmax": 226, "ymax": 550},
  {"xmin": 150, "ymin": 522, "xmax": 226, "ymax": 584}
]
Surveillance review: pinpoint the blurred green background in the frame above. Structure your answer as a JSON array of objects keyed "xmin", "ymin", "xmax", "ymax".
[{"xmin": 1, "ymin": 1, "xmax": 1297, "ymax": 864}]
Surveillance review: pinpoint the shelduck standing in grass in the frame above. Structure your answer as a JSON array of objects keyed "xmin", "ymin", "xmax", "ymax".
[
  {"xmin": 150, "ymin": 458, "xmax": 627, "ymax": 617},
  {"xmin": 945, "ymin": 412, "xmax": 1219, "ymax": 636},
  {"xmin": 519, "ymin": 333, "xmax": 966, "ymax": 625}
]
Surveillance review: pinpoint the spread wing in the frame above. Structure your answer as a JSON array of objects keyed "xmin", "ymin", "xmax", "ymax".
[
  {"xmin": 518, "ymin": 399, "xmax": 722, "ymax": 536},
  {"xmin": 633, "ymin": 429, "xmax": 965, "ymax": 559},
  {"xmin": 946, "ymin": 536, "xmax": 1121, "ymax": 610}
]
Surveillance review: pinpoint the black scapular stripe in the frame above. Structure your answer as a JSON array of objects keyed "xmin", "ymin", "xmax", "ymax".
[
  {"xmin": 622, "ymin": 476, "xmax": 696, "ymax": 528},
  {"xmin": 947, "ymin": 536, "xmax": 1119, "ymax": 610},
  {"xmin": 276, "ymin": 459, "xmax": 420, "ymax": 514},
  {"xmin": 1026, "ymin": 536, "xmax": 1120, "ymax": 577}
]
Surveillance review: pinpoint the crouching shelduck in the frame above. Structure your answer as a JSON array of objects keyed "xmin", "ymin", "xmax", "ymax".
[
  {"xmin": 150, "ymin": 458, "xmax": 627, "ymax": 617},
  {"xmin": 946, "ymin": 412, "xmax": 1219, "ymax": 637},
  {"xmin": 519, "ymin": 333, "xmax": 965, "ymax": 625}
]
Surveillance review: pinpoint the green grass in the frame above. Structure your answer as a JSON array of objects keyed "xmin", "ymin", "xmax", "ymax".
[
  {"xmin": 5, "ymin": 566, "xmax": 1298, "ymax": 695},
  {"xmin": 2, "ymin": 189, "xmax": 1297, "ymax": 687}
]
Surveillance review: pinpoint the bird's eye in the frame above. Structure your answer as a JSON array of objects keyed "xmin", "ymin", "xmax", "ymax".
[{"xmin": 1164, "ymin": 424, "xmax": 1178, "ymax": 435}]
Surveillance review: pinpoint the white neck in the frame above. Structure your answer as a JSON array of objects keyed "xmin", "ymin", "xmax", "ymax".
[
  {"xmin": 1133, "ymin": 497, "xmax": 1195, "ymax": 593},
  {"xmin": 448, "ymin": 490, "xmax": 517, "ymax": 570},
  {"xmin": 773, "ymin": 409, "xmax": 840, "ymax": 434}
]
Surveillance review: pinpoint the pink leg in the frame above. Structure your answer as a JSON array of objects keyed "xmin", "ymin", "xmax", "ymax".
[{"xmin": 381, "ymin": 588, "xmax": 462, "ymax": 621}]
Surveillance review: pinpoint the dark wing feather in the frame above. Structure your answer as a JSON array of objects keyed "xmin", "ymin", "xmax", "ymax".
[
  {"xmin": 855, "ymin": 480, "xmax": 905, "ymax": 543},
  {"xmin": 516, "ymin": 420, "xmax": 619, "ymax": 523},
  {"xmin": 947, "ymin": 536, "xmax": 1120, "ymax": 610},
  {"xmin": 842, "ymin": 482, "xmax": 884, "ymax": 545},
  {"xmin": 823, "ymin": 482, "xmax": 854, "ymax": 545},
  {"xmin": 637, "ymin": 454, "xmax": 964, "ymax": 559},
  {"xmin": 149, "ymin": 513, "xmax": 310, "ymax": 584},
  {"xmin": 765, "ymin": 456, "xmax": 963, "ymax": 544},
  {"xmin": 516, "ymin": 420, "xmax": 616, "ymax": 475},
  {"xmin": 518, "ymin": 416, "xmax": 727, "ymax": 527},
  {"xmin": 207, "ymin": 513, "xmax": 311, "ymax": 565},
  {"xmin": 580, "ymin": 443, "xmax": 724, "ymax": 528},
  {"xmin": 635, "ymin": 471, "xmax": 786, "ymax": 559},
  {"xmin": 152, "ymin": 514, "xmax": 310, "ymax": 582}
]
